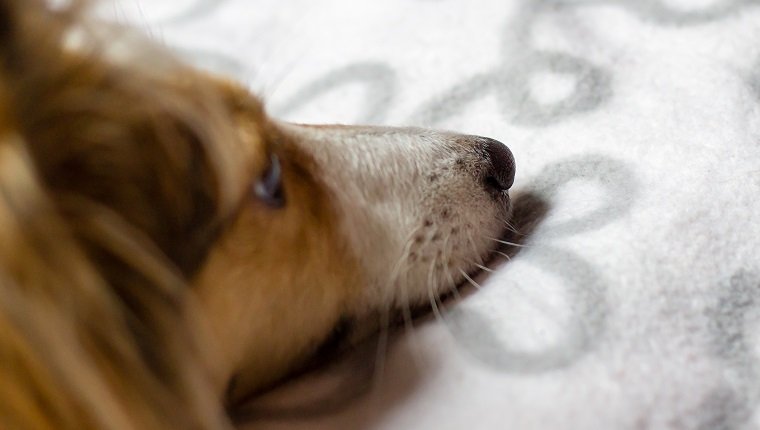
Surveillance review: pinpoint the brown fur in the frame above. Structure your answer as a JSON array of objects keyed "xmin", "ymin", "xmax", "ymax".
[
  {"xmin": 0, "ymin": 0, "xmax": 522, "ymax": 427},
  {"xmin": 0, "ymin": 1, "xmax": 363, "ymax": 428}
]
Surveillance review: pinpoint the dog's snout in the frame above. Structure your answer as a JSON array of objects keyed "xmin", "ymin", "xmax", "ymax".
[{"xmin": 480, "ymin": 137, "xmax": 515, "ymax": 194}]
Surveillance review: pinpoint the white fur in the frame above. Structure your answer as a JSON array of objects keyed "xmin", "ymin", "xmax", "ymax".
[{"xmin": 279, "ymin": 123, "xmax": 510, "ymax": 316}]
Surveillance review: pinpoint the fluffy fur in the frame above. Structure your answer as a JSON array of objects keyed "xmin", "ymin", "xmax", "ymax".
[{"xmin": 0, "ymin": 1, "xmax": 515, "ymax": 429}]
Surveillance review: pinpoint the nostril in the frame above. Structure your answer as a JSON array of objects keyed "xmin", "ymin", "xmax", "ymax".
[{"xmin": 481, "ymin": 137, "xmax": 516, "ymax": 193}]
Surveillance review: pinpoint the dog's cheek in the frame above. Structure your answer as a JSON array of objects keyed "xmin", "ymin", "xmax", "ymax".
[{"xmin": 190, "ymin": 152, "xmax": 362, "ymax": 399}]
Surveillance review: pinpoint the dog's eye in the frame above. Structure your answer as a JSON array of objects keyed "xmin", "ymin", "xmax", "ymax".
[{"xmin": 253, "ymin": 153, "xmax": 285, "ymax": 208}]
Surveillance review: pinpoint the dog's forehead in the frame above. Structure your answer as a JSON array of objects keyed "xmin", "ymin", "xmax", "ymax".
[{"xmin": 64, "ymin": 20, "xmax": 269, "ymax": 146}]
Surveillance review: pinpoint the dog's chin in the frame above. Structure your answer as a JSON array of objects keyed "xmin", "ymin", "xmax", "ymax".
[
  {"xmin": 457, "ymin": 194, "xmax": 513, "ymax": 287},
  {"xmin": 321, "ymin": 196, "xmax": 513, "ymax": 346}
]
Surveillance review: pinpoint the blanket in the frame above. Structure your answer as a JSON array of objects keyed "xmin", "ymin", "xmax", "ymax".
[{"xmin": 110, "ymin": 0, "xmax": 760, "ymax": 428}]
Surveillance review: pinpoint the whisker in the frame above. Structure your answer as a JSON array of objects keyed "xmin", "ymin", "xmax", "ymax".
[
  {"xmin": 502, "ymin": 225, "xmax": 519, "ymax": 235},
  {"xmin": 443, "ymin": 267, "xmax": 463, "ymax": 302},
  {"xmin": 427, "ymin": 252, "xmax": 444, "ymax": 324},
  {"xmin": 470, "ymin": 261, "xmax": 495, "ymax": 273},
  {"xmin": 372, "ymin": 304, "xmax": 391, "ymax": 391},
  {"xmin": 398, "ymin": 278, "xmax": 415, "ymax": 333},
  {"xmin": 499, "ymin": 217, "xmax": 520, "ymax": 234},
  {"xmin": 439, "ymin": 234, "xmax": 463, "ymax": 303},
  {"xmin": 370, "ymin": 224, "xmax": 426, "ymax": 376},
  {"xmin": 495, "ymin": 251, "xmax": 512, "ymax": 261},
  {"xmin": 465, "ymin": 232, "xmax": 486, "ymax": 266},
  {"xmin": 382, "ymin": 224, "xmax": 426, "ymax": 320},
  {"xmin": 389, "ymin": 225, "xmax": 424, "ymax": 281},
  {"xmin": 395, "ymin": 275, "xmax": 426, "ymax": 372},
  {"xmin": 458, "ymin": 269, "xmax": 484, "ymax": 290},
  {"xmin": 487, "ymin": 237, "xmax": 532, "ymax": 248}
]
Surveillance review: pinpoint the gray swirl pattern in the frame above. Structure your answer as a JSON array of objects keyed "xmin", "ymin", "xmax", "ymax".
[{"xmin": 119, "ymin": 0, "xmax": 760, "ymax": 428}]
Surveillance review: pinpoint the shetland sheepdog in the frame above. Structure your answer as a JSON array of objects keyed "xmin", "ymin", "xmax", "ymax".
[{"xmin": 0, "ymin": 1, "xmax": 516, "ymax": 428}]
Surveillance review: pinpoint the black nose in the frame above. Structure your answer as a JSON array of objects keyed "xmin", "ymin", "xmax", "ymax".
[{"xmin": 481, "ymin": 137, "xmax": 515, "ymax": 194}]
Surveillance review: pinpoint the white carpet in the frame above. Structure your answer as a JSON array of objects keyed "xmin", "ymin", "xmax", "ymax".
[{"xmin": 109, "ymin": 1, "xmax": 760, "ymax": 428}]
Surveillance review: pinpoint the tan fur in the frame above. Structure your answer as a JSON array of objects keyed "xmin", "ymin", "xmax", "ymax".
[
  {"xmin": 0, "ymin": 2, "xmax": 237, "ymax": 428},
  {"xmin": 194, "ymin": 104, "xmax": 362, "ymax": 397}
]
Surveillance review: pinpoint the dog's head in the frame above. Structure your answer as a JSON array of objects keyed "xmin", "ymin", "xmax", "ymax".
[
  {"xmin": 0, "ymin": 1, "xmax": 514, "ymax": 428},
  {"xmin": 198, "ymin": 122, "xmax": 515, "ymax": 400}
]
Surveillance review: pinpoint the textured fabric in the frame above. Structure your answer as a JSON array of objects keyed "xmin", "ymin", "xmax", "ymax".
[{"xmin": 111, "ymin": 1, "xmax": 760, "ymax": 428}]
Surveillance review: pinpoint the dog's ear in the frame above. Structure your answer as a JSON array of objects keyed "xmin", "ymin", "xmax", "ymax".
[
  {"xmin": 0, "ymin": 0, "xmax": 23, "ymax": 73},
  {"xmin": 0, "ymin": 2, "xmax": 230, "ymax": 428}
]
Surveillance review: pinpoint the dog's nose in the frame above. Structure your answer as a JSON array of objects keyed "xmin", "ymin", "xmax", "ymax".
[{"xmin": 480, "ymin": 137, "xmax": 515, "ymax": 194}]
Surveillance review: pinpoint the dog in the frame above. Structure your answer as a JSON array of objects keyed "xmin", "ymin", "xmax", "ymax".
[{"xmin": 0, "ymin": 1, "xmax": 516, "ymax": 428}]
